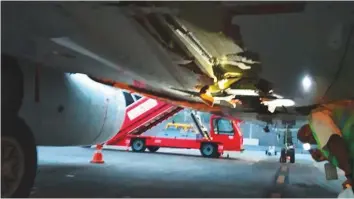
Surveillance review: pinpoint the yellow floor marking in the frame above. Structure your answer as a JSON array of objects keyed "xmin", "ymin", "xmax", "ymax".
[
  {"xmin": 271, "ymin": 193, "xmax": 281, "ymax": 198},
  {"xmin": 277, "ymin": 175, "xmax": 285, "ymax": 184}
]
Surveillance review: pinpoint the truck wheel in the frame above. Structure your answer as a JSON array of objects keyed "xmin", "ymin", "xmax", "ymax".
[
  {"xmin": 131, "ymin": 139, "xmax": 146, "ymax": 152},
  {"xmin": 279, "ymin": 148, "xmax": 286, "ymax": 163},
  {"xmin": 200, "ymin": 143, "xmax": 219, "ymax": 158},
  {"xmin": 147, "ymin": 146, "xmax": 160, "ymax": 153},
  {"xmin": 2, "ymin": 116, "xmax": 37, "ymax": 198},
  {"xmin": 289, "ymin": 149, "xmax": 295, "ymax": 163}
]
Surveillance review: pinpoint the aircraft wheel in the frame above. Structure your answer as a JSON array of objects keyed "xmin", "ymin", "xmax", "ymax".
[
  {"xmin": 2, "ymin": 116, "xmax": 37, "ymax": 198},
  {"xmin": 289, "ymin": 149, "xmax": 295, "ymax": 163},
  {"xmin": 131, "ymin": 139, "xmax": 146, "ymax": 152},
  {"xmin": 279, "ymin": 148, "xmax": 287, "ymax": 163},
  {"xmin": 200, "ymin": 143, "xmax": 219, "ymax": 158},
  {"xmin": 147, "ymin": 146, "xmax": 160, "ymax": 153}
]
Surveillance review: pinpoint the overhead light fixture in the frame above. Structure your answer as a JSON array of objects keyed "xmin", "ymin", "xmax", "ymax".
[
  {"xmin": 302, "ymin": 143, "xmax": 311, "ymax": 151},
  {"xmin": 302, "ymin": 75, "xmax": 312, "ymax": 92}
]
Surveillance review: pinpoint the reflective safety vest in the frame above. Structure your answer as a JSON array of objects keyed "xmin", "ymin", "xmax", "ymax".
[{"xmin": 309, "ymin": 101, "xmax": 354, "ymax": 168}]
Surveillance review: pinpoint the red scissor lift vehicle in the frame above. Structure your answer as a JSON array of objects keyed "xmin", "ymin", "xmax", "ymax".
[{"xmin": 105, "ymin": 92, "xmax": 244, "ymax": 158}]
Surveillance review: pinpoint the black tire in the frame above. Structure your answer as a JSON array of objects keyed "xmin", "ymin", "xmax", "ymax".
[
  {"xmin": 280, "ymin": 148, "xmax": 287, "ymax": 163},
  {"xmin": 265, "ymin": 150, "xmax": 268, "ymax": 155},
  {"xmin": 289, "ymin": 149, "xmax": 295, "ymax": 163},
  {"xmin": 147, "ymin": 146, "xmax": 160, "ymax": 153},
  {"xmin": 1, "ymin": 116, "xmax": 38, "ymax": 198},
  {"xmin": 275, "ymin": 151, "xmax": 277, "ymax": 156},
  {"xmin": 131, "ymin": 139, "xmax": 146, "ymax": 152},
  {"xmin": 200, "ymin": 143, "xmax": 220, "ymax": 158}
]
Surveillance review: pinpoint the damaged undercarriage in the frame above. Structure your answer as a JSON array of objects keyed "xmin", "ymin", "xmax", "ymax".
[{"xmin": 122, "ymin": 2, "xmax": 289, "ymax": 113}]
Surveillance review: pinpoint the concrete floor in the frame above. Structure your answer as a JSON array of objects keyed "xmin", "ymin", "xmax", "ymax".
[{"xmin": 31, "ymin": 147, "xmax": 345, "ymax": 198}]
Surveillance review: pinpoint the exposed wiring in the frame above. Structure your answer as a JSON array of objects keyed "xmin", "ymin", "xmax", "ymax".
[{"xmin": 323, "ymin": 25, "xmax": 354, "ymax": 98}]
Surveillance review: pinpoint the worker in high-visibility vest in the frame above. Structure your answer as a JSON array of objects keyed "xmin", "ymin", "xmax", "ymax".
[{"xmin": 297, "ymin": 100, "xmax": 354, "ymax": 189}]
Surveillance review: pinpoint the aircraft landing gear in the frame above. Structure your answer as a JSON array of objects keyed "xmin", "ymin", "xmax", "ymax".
[
  {"xmin": 2, "ymin": 116, "xmax": 37, "ymax": 198},
  {"xmin": 279, "ymin": 147, "xmax": 295, "ymax": 163},
  {"xmin": 2, "ymin": 55, "xmax": 38, "ymax": 198}
]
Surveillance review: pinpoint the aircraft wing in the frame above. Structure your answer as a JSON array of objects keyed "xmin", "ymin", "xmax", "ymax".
[
  {"xmin": 91, "ymin": 76, "xmax": 312, "ymax": 126},
  {"xmin": 2, "ymin": 1, "xmax": 353, "ymax": 125}
]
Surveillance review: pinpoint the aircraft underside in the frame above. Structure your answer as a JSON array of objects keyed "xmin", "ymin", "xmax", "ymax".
[
  {"xmin": 2, "ymin": 1, "xmax": 354, "ymax": 121},
  {"xmin": 2, "ymin": 2, "xmax": 354, "ymax": 197}
]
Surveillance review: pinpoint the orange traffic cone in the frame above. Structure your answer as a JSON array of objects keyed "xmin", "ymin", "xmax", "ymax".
[{"xmin": 90, "ymin": 144, "xmax": 104, "ymax": 164}]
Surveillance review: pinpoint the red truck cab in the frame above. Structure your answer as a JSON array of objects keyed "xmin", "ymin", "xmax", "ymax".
[{"xmin": 209, "ymin": 115, "xmax": 243, "ymax": 152}]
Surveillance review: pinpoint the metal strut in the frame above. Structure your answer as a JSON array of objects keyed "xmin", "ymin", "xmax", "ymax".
[{"xmin": 190, "ymin": 111, "xmax": 211, "ymax": 140}]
